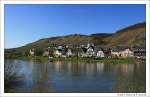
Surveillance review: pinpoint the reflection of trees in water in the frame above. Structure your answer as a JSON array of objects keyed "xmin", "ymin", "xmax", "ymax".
[
  {"xmin": 31, "ymin": 61, "xmax": 52, "ymax": 93},
  {"xmin": 113, "ymin": 63, "xmax": 146, "ymax": 93},
  {"xmin": 4, "ymin": 60, "xmax": 25, "ymax": 93}
]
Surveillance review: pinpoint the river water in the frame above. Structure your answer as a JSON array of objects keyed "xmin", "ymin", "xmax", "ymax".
[{"xmin": 5, "ymin": 59, "xmax": 146, "ymax": 93}]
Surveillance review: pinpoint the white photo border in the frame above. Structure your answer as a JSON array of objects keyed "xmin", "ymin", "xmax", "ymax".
[{"xmin": 0, "ymin": 0, "xmax": 149, "ymax": 97}]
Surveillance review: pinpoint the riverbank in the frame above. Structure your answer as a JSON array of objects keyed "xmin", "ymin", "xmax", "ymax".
[{"xmin": 9, "ymin": 56, "xmax": 145, "ymax": 64}]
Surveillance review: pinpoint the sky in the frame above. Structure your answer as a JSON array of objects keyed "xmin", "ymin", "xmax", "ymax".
[{"xmin": 4, "ymin": 4, "xmax": 146, "ymax": 48}]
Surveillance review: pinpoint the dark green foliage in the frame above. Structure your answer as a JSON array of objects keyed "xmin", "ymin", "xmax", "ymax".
[
  {"xmin": 4, "ymin": 62, "xmax": 25, "ymax": 92},
  {"xmin": 35, "ymin": 48, "xmax": 44, "ymax": 56}
]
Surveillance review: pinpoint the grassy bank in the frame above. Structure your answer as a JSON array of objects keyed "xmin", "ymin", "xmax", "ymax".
[{"xmin": 9, "ymin": 56, "xmax": 144, "ymax": 64}]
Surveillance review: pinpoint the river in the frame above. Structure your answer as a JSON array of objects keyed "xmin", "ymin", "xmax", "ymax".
[{"xmin": 5, "ymin": 59, "xmax": 146, "ymax": 93}]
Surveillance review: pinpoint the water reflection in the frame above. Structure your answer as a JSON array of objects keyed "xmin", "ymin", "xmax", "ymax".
[
  {"xmin": 96, "ymin": 62, "xmax": 104, "ymax": 72},
  {"xmin": 119, "ymin": 64, "xmax": 134, "ymax": 76},
  {"xmin": 51, "ymin": 61, "xmax": 106, "ymax": 76},
  {"xmin": 30, "ymin": 61, "xmax": 52, "ymax": 92},
  {"xmin": 113, "ymin": 62, "xmax": 146, "ymax": 93},
  {"xmin": 5, "ymin": 59, "xmax": 146, "ymax": 93},
  {"xmin": 53, "ymin": 61, "xmax": 62, "ymax": 72}
]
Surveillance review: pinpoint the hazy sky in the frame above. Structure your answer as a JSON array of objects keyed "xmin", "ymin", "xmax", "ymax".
[{"xmin": 5, "ymin": 4, "xmax": 146, "ymax": 48}]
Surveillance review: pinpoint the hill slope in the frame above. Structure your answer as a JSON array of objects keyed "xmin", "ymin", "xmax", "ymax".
[
  {"xmin": 5, "ymin": 22, "xmax": 146, "ymax": 56},
  {"xmin": 103, "ymin": 22, "xmax": 146, "ymax": 47}
]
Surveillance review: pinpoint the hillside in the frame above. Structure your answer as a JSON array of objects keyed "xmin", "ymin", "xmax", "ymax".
[
  {"xmin": 5, "ymin": 22, "xmax": 146, "ymax": 57},
  {"xmin": 103, "ymin": 22, "xmax": 146, "ymax": 47}
]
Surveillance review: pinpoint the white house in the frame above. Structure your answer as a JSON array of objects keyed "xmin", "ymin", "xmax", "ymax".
[
  {"xmin": 111, "ymin": 47, "xmax": 134, "ymax": 58},
  {"xmin": 86, "ymin": 47, "xmax": 95, "ymax": 57},
  {"xmin": 43, "ymin": 51, "xmax": 49, "ymax": 56},
  {"xmin": 111, "ymin": 51, "xmax": 120, "ymax": 57},
  {"xmin": 96, "ymin": 50, "xmax": 104, "ymax": 57},
  {"xmin": 54, "ymin": 50, "xmax": 62, "ymax": 57},
  {"xmin": 29, "ymin": 49, "xmax": 35, "ymax": 56},
  {"xmin": 120, "ymin": 48, "xmax": 134, "ymax": 58},
  {"xmin": 86, "ymin": 42, "xmax": 95, "ymax": 57},
  {"xmin": 66, "ymin": 49, "xmax": 73, "ymax": 57}
]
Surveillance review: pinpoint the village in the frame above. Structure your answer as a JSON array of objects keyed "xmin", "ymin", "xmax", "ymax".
[
  {"xmin": 28, "ymin": 42, "xmax": 146, "ymax": 59},
  {"xmin": 4, "ymin": 4, "xmax": 147, "ymax": 93}
]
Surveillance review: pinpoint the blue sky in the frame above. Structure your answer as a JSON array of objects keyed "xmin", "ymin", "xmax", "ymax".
[{"xmin": 5, "ymin": 4, "xmax": 146, "ymax": 48}]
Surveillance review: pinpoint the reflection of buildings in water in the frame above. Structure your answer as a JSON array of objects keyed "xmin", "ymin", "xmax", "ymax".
[
  {"xmin": 33, "ymin": 63, "xmax": 49, "ymax": 82},
  {"xmin": 86, "ymin": 63, "xmax": 95, "ymax": 74},
  {"xmin": 96, "ymin": 62, "xmax": 104, "ymax": 72},
  {"xmin": 119, "ymin": 64, "xmax": 134, "ymax": 76},
  {"xmin": 72, "ymin": 61, "xmax": 80, "ymax": 73},
  {"xmin": 67, "ymin": 61, "xmax": 99, "ymax": 74},
  {"xmin": 79, "ymin": 62, "xmax": 87, "ymax": 72},
  {"xmin": 66, "ymin": 61, "xmax": 72, "ymax": 73},
  {"xmin": 80, "ymin": 62, "xmax": 85, "ymax": 69},
  {"xmin": 54, "ymin": 61, "xmax": 62, "ymax": 72},
  {"xmin": 53, "ymin": 61, "xmax": 106, "ymax": 74},
  {"xmin": 54, "ymin": 61, "xmax": 86, "ymax": 74},
  {"xmin": 31, "ymin": 62, "xmax": 51, "ymax": 93}
]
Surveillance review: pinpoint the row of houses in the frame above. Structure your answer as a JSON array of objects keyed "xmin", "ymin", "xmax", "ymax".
[{"xmin": 28, "ymin": 42, "xmax": 146, "ymax": 59}]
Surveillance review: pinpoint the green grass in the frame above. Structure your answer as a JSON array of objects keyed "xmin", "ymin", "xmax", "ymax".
[
  {"xmin": 13, "ymin": 56, "xmax": 141, "ymax": 64},
  {"xmin": 95, "ymin": 57, "xmax": 137, "ymax": 64}
]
